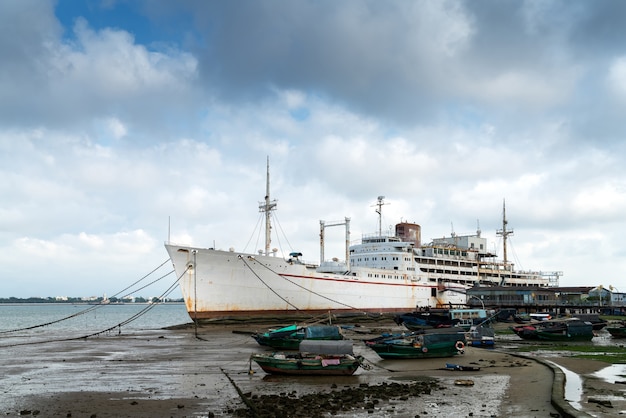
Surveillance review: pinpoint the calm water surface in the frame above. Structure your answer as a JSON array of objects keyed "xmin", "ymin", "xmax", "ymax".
[{"xmin": 0, "ymin": 303, "xmax": 191, "ymax": 338}]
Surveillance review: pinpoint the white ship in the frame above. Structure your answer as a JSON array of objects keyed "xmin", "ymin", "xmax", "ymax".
[{"xmin": 165, "ymin": 161, "xmax": 561, "ymax": 322}]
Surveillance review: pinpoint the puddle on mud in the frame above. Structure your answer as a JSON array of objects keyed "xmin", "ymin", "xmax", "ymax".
[
  {"xmin": 592, "ymin": 363, "xmax": 626, "ymax": 383},
  {"xmin": 552, "ymin": 362, "xmax": 584, "ymax": 411}
]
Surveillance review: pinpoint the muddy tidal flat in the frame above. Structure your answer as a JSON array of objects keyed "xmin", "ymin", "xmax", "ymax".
[{"xmin": 0, "ymin": 322, "xmax": 622, "ymax": 417}]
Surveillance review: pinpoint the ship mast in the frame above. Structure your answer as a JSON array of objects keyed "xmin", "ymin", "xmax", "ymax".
[
  {"xmin": 496, "ymin": 199, "xmax": 513, "ymax": 268},
  {"xmin": 374, "ymin": 196, "xmax": 388, "ymax": 236},
  {"xmin": 259, "ymin": 157, "xmax": 277, "ymax": 256}
]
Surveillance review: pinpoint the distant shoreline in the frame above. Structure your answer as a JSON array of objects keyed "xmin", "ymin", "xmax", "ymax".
[{"xmin": 0, "ymin": 301, "xmax": 185, "ymax": 305}]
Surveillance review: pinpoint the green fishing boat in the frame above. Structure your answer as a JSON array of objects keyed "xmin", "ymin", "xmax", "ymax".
[
  {"xmin": 606, "ymin": 323, "xmax": 626, "ymax": 338},
  {"xmin": 366, "ymin": 328, "xmax": 466, "ymax": 359},
  {"xmin": 535, "ymin": 320, "xmax": 594, "ymax": 341},
  {"xmin": 250, "ymin": 340, "xmax": 363, "ymax": 376},
  {"xmin": 252, "ymin": 324, "xmax": 344, "ymax": 350}
]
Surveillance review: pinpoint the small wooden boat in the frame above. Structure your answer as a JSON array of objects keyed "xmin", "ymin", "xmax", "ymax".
[
  {"xmin": 395, "ymin": 308, "xmax": 490, "ymax": 332},
  {"xmin": 252, "ymin": 324, "xmax": 344, "ymax": 350},
  {"xmin": 606, "ymin": 323, "xmax": 626, "ymax": 338},
  {"xmin": 365, "ymin": 328, "xmax": 466, "ymax": 359},
  {"xmin": 511, "ymin": 319, "xmax": 593, "ymax": 341},
  {"xmin": 393, "ymin": 309, "xmax": 456, "ymax": 331},
  {"xmin": 573, "ymin": 314, "xmax": 608, "ymax": 331},
  {"xmin": 535, "ymin": 320, "xmax": 594, "ymax": 341},
  {"xmin": 250, "ymin": 340, "xmax": 363, "ymax": 376},
  {"xmin": 511, "ymin": 324, "xmax": 536, "ymax": 340}
]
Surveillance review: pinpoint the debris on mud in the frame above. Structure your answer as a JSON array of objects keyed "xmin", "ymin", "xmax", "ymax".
[{"xmin": 232, "ymin": 379, "xmax": 444, "ymax": 417}]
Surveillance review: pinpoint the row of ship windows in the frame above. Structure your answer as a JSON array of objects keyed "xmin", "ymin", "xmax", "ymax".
[
  {"xmin": 353, "ymin": 256, "xmax": 476, "ymax": 268},
  {"xmin": 431, "ymin": 248, "xmax": 469, "ymax": 257},
  {"xmin": 357, "ymin": 247, "xmax": 471, "ymax": 257},
  {"xmin": 420, "ymin": 267, "xmax": 526, "ymax": 279},
  {"xmin": 366, "ymin": 273, "xmax": 404, "ymax": 279},
  {"xmin": 416, "ymin": 258, "xmax": 475, "ymax": 267},
  {"xmin": 354, "ymin": 257, "xmax": 411, "ymax": 262},
  {"xmin": 478, "ymin": 294, "xmax": 554, "ymax": 301},
  {"xmin": 361, "ymin": 272, "xmax": 533, "ymax": 283}
]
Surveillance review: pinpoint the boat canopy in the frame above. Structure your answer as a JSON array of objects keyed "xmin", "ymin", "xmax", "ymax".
[
  {"xmin": 299, "ymin": 340, "xmax": 353, "ymax": 355},
  {"xmin": 304, "ymin": 325, "xmax": 342, "ymax": 339}
]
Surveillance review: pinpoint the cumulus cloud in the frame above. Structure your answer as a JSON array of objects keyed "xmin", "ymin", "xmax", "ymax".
[{"xmin": 2, "ymin": 0, "xmax": 626, "ymax": 297}]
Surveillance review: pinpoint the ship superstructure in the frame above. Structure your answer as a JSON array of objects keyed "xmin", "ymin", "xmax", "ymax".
[{"xmin": 166, "ymin": 162, "xmax": 559, "ymax": 321}]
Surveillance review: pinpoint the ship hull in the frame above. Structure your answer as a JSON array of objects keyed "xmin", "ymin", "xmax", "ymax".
[{"xmin": 165, "ymin": 244, "xmax": 451, "ymax": 321}]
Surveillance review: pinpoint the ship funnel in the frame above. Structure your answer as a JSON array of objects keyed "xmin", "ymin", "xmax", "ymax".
[{"xmin": 395, "ymin": 222, "xmax": 421, "ymax": 246}]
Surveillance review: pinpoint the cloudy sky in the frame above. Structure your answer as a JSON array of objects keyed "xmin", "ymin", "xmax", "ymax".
[{"xmin": 2, "ymin": 0, "xmax": 626, "ymax": 299}]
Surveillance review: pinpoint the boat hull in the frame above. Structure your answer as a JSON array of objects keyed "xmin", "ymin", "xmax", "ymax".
[
  {"xmin": 535, "ymin": 331, "xmax": 593, "ymax": 341},
  {"xmin": 366, "ymin": 343, "xmax": 462, "ymax": 359},
  {"xmin": 510, "ymin": 325, "xmax": 541, "ymax": 340},
  {"xmin": 607, "ymin": 327, "xmax": 626, "ymax": 338},
  {"xmin": 512, "ymin": 320, "xmax": 594, "ymax": 341},
  {"xmin": 250, "ymin": 354, "xmax": 361, "ymax": 376},
  {"xmin": 366, "ymin": 329, "xmax": 466, "ymax": 359},
  {"xmin": 394, "ymin": 310, "xmax": 455, "ymax": 330},
  {"xmin": 166, "ymin": 244, "xmax": 446, "ymax": 321}
]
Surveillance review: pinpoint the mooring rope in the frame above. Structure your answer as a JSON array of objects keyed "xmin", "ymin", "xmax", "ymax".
[
  {"xmin": 0, "ymin": 265, "xmax": 189, "ymax": 348},
  {"xmin": 0, "ymin": 259, "xmax": 173, "ymax": 335},
  {"xmin": 238, "ymin": 255, "xmax": 300, "ymax": 311},
  {"xmin": 241, "ymin": 255, "xmax": 369, "ymax": 314},
  {"xmin": 66, "ymin": 271, "xmax": 183, "ymax": 340},
  {"xmin": 112, "ymin": 258, "xmax": 172, "ymax": 300}
]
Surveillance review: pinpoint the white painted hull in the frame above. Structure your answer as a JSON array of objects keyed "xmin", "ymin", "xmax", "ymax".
[{"xmin": 165, "ymin": 244, "xmax": 456, "ymax": 320}]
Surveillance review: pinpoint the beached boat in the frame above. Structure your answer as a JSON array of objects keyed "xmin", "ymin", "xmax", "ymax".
[
  {"xmin": 511, "ymin": 319, "xmax": 594, "ymax": 341},
  {"xmin": 573, "ymin": 314, "xmax": 608, "ymax": 331},
  {"xmin": 535, "ymin": 320, "xmax": 593, "ymax": 341},
  {"xmin": 365, "ymin": 328, "xmax": 467, "ymax": 359},
  {"xmin": 393, "ymin": 309, "xmax": 457, "ymax": 331},
  {"xmin": 250, "ymin": 340, "xmax": 363, "ymax": 376},
  {"xmin": 511, "ymin": 319, "xmax": 571, "ymax": 340},
  {"xmin": 466, "ymin": 324, "xmax": 495, "ymax": 348},
  {"xmin": 165, "ymin": 160, "xmax": 560, "ymax": 322},
  {"xmin": 395, "ymin": 308, "xmax": 490, "ymax": 332},
  {"xmin": 606, "ymin": 323, "xmax": 626, "ymax": 338},
  {"xmin": 510, "ymin": 324, "xmax": 542, "ymax": 340},
  {"xmin": 252, "ymin": 324, "xmax": 344, "ymax": 350}
]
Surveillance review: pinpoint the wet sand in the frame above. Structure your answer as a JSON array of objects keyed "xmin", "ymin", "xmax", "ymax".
[{"xmin": 0, "ymin": 323, "xmax": 621, "ymax": 417}]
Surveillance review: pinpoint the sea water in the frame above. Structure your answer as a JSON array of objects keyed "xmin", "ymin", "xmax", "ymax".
[{"xmin": 0, "ymin": 303, "xmax": 190, "ymax": 338}]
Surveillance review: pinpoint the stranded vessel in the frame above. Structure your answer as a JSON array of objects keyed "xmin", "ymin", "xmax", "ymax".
[{"xmin": 165, "ymin": 160, "xmax": 560, "ymax": 322}]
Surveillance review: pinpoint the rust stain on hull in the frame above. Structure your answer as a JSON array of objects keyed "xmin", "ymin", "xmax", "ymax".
[{"xmin": 185, "ymin": 307, "xmax": 411, "ymax": 323}]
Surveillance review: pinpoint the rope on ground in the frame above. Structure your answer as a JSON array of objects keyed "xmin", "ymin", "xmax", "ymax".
[{"xmin": 221, "ymin": 367, "xmax": 259, "ymax": 417}]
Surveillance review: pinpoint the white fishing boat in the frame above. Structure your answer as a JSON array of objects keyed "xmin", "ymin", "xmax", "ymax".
[{"xmin": 165, "ymin": 160, "xmax": 560, "ymax": 322}]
